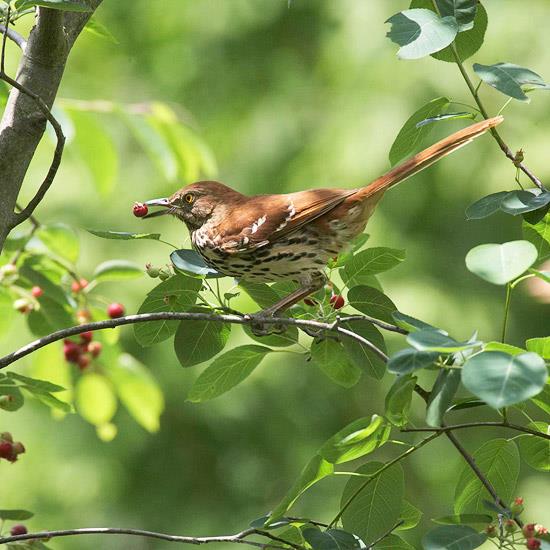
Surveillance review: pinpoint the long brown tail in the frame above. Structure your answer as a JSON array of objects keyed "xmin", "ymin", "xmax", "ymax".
[{"xmin": 355, "ymin": 116, "xmax": 503, "ymax": 200}]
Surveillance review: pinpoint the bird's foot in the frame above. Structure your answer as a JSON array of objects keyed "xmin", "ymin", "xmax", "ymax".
[{"xmin": 245, "ymin": 312, "xmax": 286, "ymax": 337}]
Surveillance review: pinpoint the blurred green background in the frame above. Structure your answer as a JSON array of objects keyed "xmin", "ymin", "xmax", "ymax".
[{"xmin": 1, "ymin": 1, "xmax": 549, "ymax": 548}]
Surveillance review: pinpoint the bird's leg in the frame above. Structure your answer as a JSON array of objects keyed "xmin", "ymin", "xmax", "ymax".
[{"xmin": 248, "ymin": 279, "xmax": 324, "ymax": 336}]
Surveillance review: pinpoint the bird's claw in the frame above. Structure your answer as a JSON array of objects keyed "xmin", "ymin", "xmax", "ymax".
[{"xmin": 246, "ymin": 313, "xmax": 286, "ymax": 337}]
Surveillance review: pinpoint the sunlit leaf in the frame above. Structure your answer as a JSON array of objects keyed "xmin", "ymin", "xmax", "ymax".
[
  {"xmin": 84, "ymin": 17, "xmax": 119, "ymax": 43},
  {"xmin": 87, "ymin": 230, "xmax": 161, "ymax": 241},
  {"xmin": 517, "ymin": 422, "xmax": 550, "ymax": 472},
  {"xmin": 465, "ymin": 240, "xmax": 538, "ymax": 285},
  {"xmin": 75, "ymin": 373, "xmax": 117, "ymax": 426},
  {"xmin": 0, "ymin": 287, "xmax": 15, "ymax": 338},
  {"xmin": 36, "ymin": 223, "xmax": 79, "ymax": 264},
  {"xmin": 526, "ymin": 336, "xmax": 550, "ymax": 360},
  {"xmin": 523, "ymin": 211, "xmax": 550, "ymax": 260},
  {"xmin": 397, "ymin": 500, "xmax": 422, "ymax": 531},
  {"xmin": 432, "ymin": 514, "xmax": 493, "ymax": 528},
  {"xmin": 187, "ymin": 345, "xmax": 271, "ymax": 402},
  {"xmin": 416, "ymin": 112, "xmax": 475, "ymax": 128},
  {"xmin": 389, "ymin": 97, "xmax": 450, "ymax": 165},
  {"xmin": 454, "ymin": 439, "xmax": 519, "ymax": 513},
  {"xmin": 462, "ymin": 351, "xmax": 547, "ymax": 408},
  {"xmin": 385, "ymin": 374, "xmax": 417, "ymax": 427}
]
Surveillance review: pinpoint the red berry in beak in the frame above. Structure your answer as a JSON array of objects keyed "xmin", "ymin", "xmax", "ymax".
[
  {"xmin": 133, "ymin": 202, "xmax": 149, "ymax": 217},
  {"xmin": 330, "ymin": 294, "xmax": 345, "ymax": 309},
  {"xmin": 107, "ymin": 302, "xmax": 125, "ymax": 318}
]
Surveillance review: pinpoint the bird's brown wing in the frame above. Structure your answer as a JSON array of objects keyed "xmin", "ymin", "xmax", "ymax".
[{"xmin": 217, "ymin": 188, "xmax": 357, "ymax": 253}]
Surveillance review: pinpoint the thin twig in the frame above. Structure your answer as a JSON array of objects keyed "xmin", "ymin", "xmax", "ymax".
[
  {"xmin": 402, "ymin": 421, "xmax": 550, "ymax": 441},
  {"xmin": 0, "ymin": 24, "xmax": 26, "ymax": 50},
  {"xmin": 0, "ymin": 527, "xmax": 305, "ymax": 550},
  {"xmin": 367, "ymin": 520, "xmax": 404, "ymax": 549},
  {"xmin": 0, "ymin": 11, "xmax": 66, "ymax": 228},
  {"xmin": 0, "ymin": 311, "xmax": 390, "ymax": 369}
]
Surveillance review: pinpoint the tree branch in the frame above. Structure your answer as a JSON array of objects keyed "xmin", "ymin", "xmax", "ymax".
[
  {"xmin": 0, "ymin": 312, "xmax": 390, "ymax": 369},
  {"xmin": 0, "ymin": 526, "xmax": 305, "ymax": 550},
  {"xmin": 402, "ymin": 421, "xmax": 550, "ymax": 441},
  {"xmin": 0, "ymin": 24, "xmax": 27, "ymax": 50},
  {"xmin": 0, "ymin": 1, "xmax": 103, "ymax": 252}
]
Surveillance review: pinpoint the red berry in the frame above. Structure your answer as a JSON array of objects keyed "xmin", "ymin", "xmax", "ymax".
[
  {"xmin": 107, "ymin": 302, "xmax": 125, "ymax": 319},
  {"xmin": 80, "ymin": 331, "xmax": 93, "ymax": 344},
  {"xmin": 330, "ymin": 294, "xmax": 345, "ymax": 309},
  {"xmin": 77, "ymin": 355, "xmax": 91, "ymax": 370},
  {"xmin": 88, "ymin": 341, "xmax": 102, "ymax": 358},
  {"xmin": 514, "ymin": 497, "xmax": 524, "ymax": 505},
  {"xmin": 31, "ymin": 286, "xmax": 43, "ymax": 298},
  {"xmin": 79, "ymin": 278, "xmax": 88, "ymax": 289},
  {"xmin": 526, "ymin": 538, "xmax": 541, "ymax": 550},
  {"xmin": 71, "ymin": 281, "xmax": 81, "ymax": 293},
  {"xmin": 63, "ymin": 342, "xmax": 81, "ymax": 363},
  {"xmin": 133, "ymin": 202, "xmax": 149, "ymax": 217},
  {"xmin": 0, "ymin": 440, "xmax": 13, "ymax": 459},
  {"xmin": 10, "ymin": 524, "xmax": 27, "ymax": 536}
]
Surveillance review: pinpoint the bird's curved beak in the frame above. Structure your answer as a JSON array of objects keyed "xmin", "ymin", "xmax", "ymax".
[{"xmin": 142, "ymin": 197, "xmax": 171, "ymax": 218}]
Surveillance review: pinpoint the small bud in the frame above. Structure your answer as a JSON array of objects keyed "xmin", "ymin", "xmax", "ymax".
[
  {"xmin": 329, "ymin": 294, "xmax": 345, "ymax": 310},
  {"xmin": 10, "ymin": 524, "xmax": 27, "ymax": 536},
  {"xmin": 145, "ymin": 263, "xmax": 160, "ymax": 278},
  {"xmin": 526, "ymin": 538, "xmax": 541, "ymax": 550},
  {"xmin": 0, "ymin": 263, "xmax": 17, "ymax": 279},
  {"xmin": 511, "ymin": 497, "xmax": 524, "ymax": 516},
  {"xmin": 133, "ymin": 202, "xmax": 149, "ymax": 217},
  {"xmin": 505, "ymin": 519, "xmax": 517, "ymax": 533},
  {"xmin": 524, "ymin": 524, "xmax": 536, "ymax": 538},
  {"xmin": 485, "ymin": 524, "xmax": 497, "ymax": 538},
  {"xmin": 31, "ymin": 286, "xmax": 43, "ymax": 298},
  {"xmin": 88, "ymin": 341, "xmax": 102, "ymax": 358},
  {"xmin": 107, "ymin": 303, "xmax": 125, "ymax": 319},
  {"xmin": 1, "ymin": 431, "xmax": 13, "ymax": 442},
  {"xmin": 513, "ymin": 148, "xmax": 525, "ymax": 167},
  {"xmin": 77, "ymin": 355, "xmax": 91, "ymax": 370},
  {"xmin": 13, "ymin": 298, "xmax": 32, "ymax": 314},
  {"xmin": 514, "ymin": 497, "xmax": 524, "ymax": 505},
  {"xmin": 77, "ymin": 309, "xmax": 91, "ymax": 324},
  {"xmin": 158, "ymin": 266, "xmax": 171, "ymax": 281}
]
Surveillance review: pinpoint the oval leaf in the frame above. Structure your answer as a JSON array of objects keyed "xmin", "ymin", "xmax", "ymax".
[
  {"xmin": 465, "ymin": 192, "xmax": 508, "ymax": 220},
  {"xmin": 388, "ymin": 348, "xmax": 439, "ymax": 374},
  {"xmin": 348, "ymin": 286, "xmax": 397, "ymax": 323},
  {"xmin": 37, "ymin": 223, "xmax": 79, "ymax": 264},
  {"xmin": 343, "ymin": 247, "xmax": 405, "ymax": 286},
  {"xmin": 341, "ymin": 320, "xmax": 387, "ymax": 380},
  {"xmin": 171, "ymin": 248, "xmax": 222, "ymax": 278},
  {"xmin": 422, "ymin": 525, "xmax": 486, "ymax": 550},
  {"xmin": 517, "ymin": 422, "xmax": 550, "ymax": 472},
  {"xmin": 76, "ymin": 373, "xmax": 117, "ymax": 426},
  {"xmin": 407, "ymin": 329, "xmax": 480, "ymax": 353},
  {"xmin": 465, "ymin": 240, "xmax": 538, "ymax": 285},
  {"xmin": 311, "ymin": 339, "xmax": 362, "ymax": 388},
  {"xmin": 87, "ymin": 230, "xmax": 161, "ymax": 241}
]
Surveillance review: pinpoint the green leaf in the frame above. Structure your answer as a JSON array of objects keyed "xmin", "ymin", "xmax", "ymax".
[
  {"xmin": 0, "ymin": 510, "xmax": 34, "ymax": 520},
  {"xmin": 341, "ymin": 462, "xmax": 404, "ymax": 544},
  {"xmin": 465, "ymin": 192, "xmax": 508, "ymax": 220},
  {"xmin": 36, "ymin": 223, "xmax": 79, "ymax": 264},
  {"xmin": 0, "ymin": 287, "xmax": 15, "ymax": 338},
  {"xmin": 386, "ymin": 10, "xmax": 458, "ymax": 60},
  {"xmin": 107, "ymin": 353, "xmax": 164, "ymax": 432},
  {"xmin": 31, "ymin": 390, "xmax": 73, "ymax": 413},
  {"xmin": 407, "ymin": 329, "xmax": 480, "ymax": 353},
  {"xmin": 392, "ymin": 311, "xmax": 436, "ymax": 332},
  {"xmin": 433, "ymin": 0, "xmax": 477, "ymax": 31},
  {"xmin": 268, "ymin": 455, "xmax": 334, "ymax": 523},
  {"xmin": 302, "ymin": 528, "xmax": 360, "ymax": 550},
  {"xmin": 416, "ymin": 112, "xmax": 475, "ymax": 128},
  {"xmin": 0, "ymin": 385, "xmax": 24, "ymax": 411},
  {"xmin": 84, "ymin": 17, "xmax": 119, "ymax": 43},
  {"xmin": 389, "ymin": 97, "xmax": 450, "ymax": 165},
  {"xmin": 343, "ymin": 247, "xmax": 405, "ymax": 285},
  {"xmin": 7, "ymin": 372, "xmax": 65, "ymax": 393},
  {"xmin": 87, "ymin": 230, "xmax": 161, "ymax": 241},
  {"xmin": 174, "ymin": 317, "xmax": 230, "ymax": 368},
  {"xmin": 187, "ymin": 345, "xmax": 271, "ymax": 402},
  {"xmin": 500, "ymin": 190, "xmax": 550, "ymax": 216},
  {"xmin": 412, "ymin": 0, "xmax": 488, "ymax": 62},
  {"xmin": 341, "ymin": 320, "xmax": 387, "ymax": 380},
  {"xmin": 134, "ymin": 275, "xmax": 202, "ymax": 346},
  {"xmin": 330, "ymin": 233, "xmax": 370, "ymax": 267},
  {"xmin": 484, "ymin": 341, "xmax": 525, "ymax": 355},
  {"xmin": 311, "ymin": 338, "xmax": 362, "ymax": 388},
  {"xmin": 28, "ymin": 296, "xmax": 74, "ymax": 336},
  {"xmin": 238, "ymin": 280, "xmax": 287, "ymax": 309},
  {"xmin": 348, "ymin": 286, "xmax": 397, "ymax": 323},
  {"xmin": 397, "ymin": 500, "xmax": 423, "ymax": 531},
  {"xmin": 19, "ymin": 255, "xmax": 69, "ymax": 306},
  {"xmin": 526, "ymin": 337, "xmax": 550, "ymax": 360},
  {"xmin": 171, "ymin": 249, "xmax": 222, "ymax": 278},
  {"xmin": 388, "ymin": 348, "xmax": 439, "ymax": 374},
  {"xmin": 373, "ymin": 535, "xmax": 414, "ymax": 549},
  {"xmin": 462, "ymin": 351, "xmax": 547, "ymax": 409},
  {"xmin": 432, "ymin": 514, "xmax": 493, "ymax": 528},
  {"xmin": 15, "ymin": 0, "xmax": 91, "ymax": 11},
  {"xmin": 93, "ymin": 260, "xmax": 143, "ymax": 283},
  {"xmin": 69, "ymin": 109, "xmax": 118, "ymax": 196},
  {"xmin": 422, "ymin": 525, "xmax": 486, "ymax": 550},
  {"xmin": 385, "ymin": 374, "xmax": 417, "ymax": 427},
  {"xmin": 319, "ymin": 415, "xmax": 390, "ymax": 465},
  {"xmin": 75, "ymin": 373, "xmax": 117, "ymax": 426},
  {"xmin": 473, "ymin": 62, "xmax": 549, "ymax": 102},
  {"xmin": 517, "ymin": 422, "xmax": 550, "ymax": 472},
  {"xmin": 465, "ymin": 240, "xmax": 538, "ymax": 285},
  {"xmin": 523, "ymin": 212, "xmax": 550, "ymax": 260},
  {"xmin": 426, "ymin": 369, "xmax": 461, "ymax": 427},
  {"xmin": 531, "ymin": 384, "xmax": 550, "ymax": 416},
  {"xmin": 454, "ymin": 439, "xmax": 520, "ymax": 514}
]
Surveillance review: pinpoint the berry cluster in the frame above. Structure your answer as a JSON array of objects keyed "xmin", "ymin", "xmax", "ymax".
[
  {"xmin": 71, "ymin": 278, "xmax": 89, "ymax": 294},
  {"xmin": 0, "ymin": 432, "xmax": 25, "ymax": 463},
  {"xmin": 63, "ymin": 332, "xmax": 102, "ymax": 370},
  {"xmin": 145, "ymin": 263, "xmax": 172, "ymax": 281}
]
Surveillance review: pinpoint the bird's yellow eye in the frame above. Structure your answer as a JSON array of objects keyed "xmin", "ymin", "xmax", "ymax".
[{"xmin": 184, "ymin": 193, "xmax": 194, "ymax": 204}]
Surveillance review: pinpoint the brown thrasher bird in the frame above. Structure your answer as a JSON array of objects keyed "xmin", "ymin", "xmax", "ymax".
[{"xmin": 142, "ymin": 116, "xmax": 502, "ymax": 316}]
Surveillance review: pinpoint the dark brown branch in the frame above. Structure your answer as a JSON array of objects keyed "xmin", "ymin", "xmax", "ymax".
[
  {"xmin": 0, "ymin": 527, "xmax": 304, "ymax": 550},
  {"xmin": 0, "ymin": 312, "xmax": 389, "ymax": 369},
  {"xmin": 402, "ymin": 421, "xmax": 550, "ymax": 441}
]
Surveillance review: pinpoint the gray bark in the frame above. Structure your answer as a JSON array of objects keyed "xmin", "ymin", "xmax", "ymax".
[{"xmin": 0, "ymin": 1, "xmax": 103, "ymax": 252}]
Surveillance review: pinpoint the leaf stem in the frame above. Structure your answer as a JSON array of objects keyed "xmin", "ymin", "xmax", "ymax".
[{"xmin": 501, "ymin": 283, "xmax": 512, "ymax": 343}]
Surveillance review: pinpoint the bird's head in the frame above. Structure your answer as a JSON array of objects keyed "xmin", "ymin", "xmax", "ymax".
[{"xmin": 142, "ymin": 180, "xmax": 242, "ymax": 231}]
